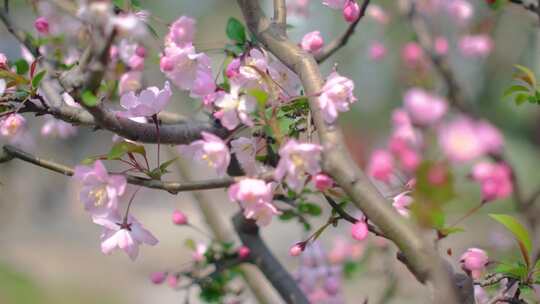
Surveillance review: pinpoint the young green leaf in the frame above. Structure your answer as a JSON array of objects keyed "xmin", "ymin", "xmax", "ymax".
[
  {"xmin": 31, "ymin": 70, "xmax": 46, "ymax": 88},
  {"xmin": 107, "ymin": 141, "xmax": 146, "ymax": 160},
  {"xmin": 514, "ymin": 64, "xmax": 537, "ymax": 88},
  {"xmin": 489, "ymin": 214, "xmax": 532, "ymax": 267},
  {"xmin": 226, "ymin": 18, "xmax": 246, "ymax": 45},
  {"xmin": 81, "ymin": 90, "xmax": 99, "ymax": 107},
  {"xmin": 503, "ymin": 85, "xmax": 530, "ymax": 98},
  {"xmin": 13, "ymin": 59, "xmax": 29, "ymax": 75}
]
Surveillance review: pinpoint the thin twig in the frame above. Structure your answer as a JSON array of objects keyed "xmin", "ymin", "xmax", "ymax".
[
  {"xmin": 1, "ymin": 145, "xmax": 236, "ymax": 194},
  {"xmin": 315, "ymin": 0, "xmax": 371, "ymax": 63}
]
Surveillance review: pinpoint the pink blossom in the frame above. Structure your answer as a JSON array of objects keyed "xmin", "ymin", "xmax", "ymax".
[
  {"xmin": 446, "ymin": 0, "xmax": 474, "ymax": 24},
  {"xmin": 391, "ymin": 109, "xmax": 421, "ymax": 146},
  {"xmin": 438, "ymin": 117, "xmax": 485, "ymax": 162},
  {"xmin": 178, "ymin": 132, "xmax": 230, "ymax": 176},
  {"xmin": 301, "ymin": 31, "xmax": 324, "ymax": 54},
  {"xmin": 225, "ymin": 58, "xmax": 241, "ymax": 79},
  {"xmin": 343, "ymin": 1, "xmax": 360, "ymax": 23},
  {"xmin": 165, "ymin": 16, "xmax": 196, "ymax": 47},
  {"xmin": 367, "ymin": 149, "xmax": 394, "ymax": 182},
  {"xmin": 367, "ymin": 5, "xmax": 389, "ymax": 24},
  {"xmin": 289, "ymin": 243, "xmax": 305, "ymax": 256},
  {"xmin": 230, "ymin": 137, "xmax": 260, "ymax": 176},
  {"xmin": 392, "ymin": 191, "xmax": 413, "ymax": 217},
  {"xmin": 403, "ymin": 88, "xmax": 448, "ymax": 125},
  {"xmin": 41, "ymin": 116, "xmax": 78, "ymax": 139},
  {"xmin": 434, "ymin": 37, "xmax": 449, "ymax": 56},
  {"xmin": 0, "ymin": 114, "xmax": 26, "ymax": 137},
  {"xmin": 167, "ymin": 274, "xmax": 178, "ymax": 288},
  {"xmin": 135, "ymin": 46, "xmax": 146, "ymax": 58},
  {"xmin": 238, "ymin": 246, "xmax": 251, "ymax": 259},
  {"xmin": 228, "ymin": 178, "xmax": 279, "ymax": 226},
  {"xmin": 0, "ymin": 53, "xmax": 7, "ymax": 69},
  {"xmin": 368, "ymin": 41, "xmax": 386, "ymax": 61},
  {"xmin": 73, "ymin": 160, "xmax": 127, "ymax": 216},
  {"xmin": 213, "ymin": 84, "xmax": 256, "ymax": 130},
  {"xmin": 459, "ymin": 35, "xmax": 493, "ymax": 58},
  {"xmin": 93, "ymin": 211, "xmax": 158, "ymax": 261},
  {"xmin": 192, "ymin": 242, "xmax": 207, "ymax": 262},
  {"xmin": 150, "ymin": 272, "xmax": 167, "ymax": 284},
  {"xmin": 119, "ymin": 81, "xmax": 172, "ymax": 118},
  {"xmin": 274, "ymin": 139, "xmax": 323, "ymax": 192},
  {"xmin": 322, "ymin": 0, "xmax": 347, "ymax": 10},
  {"xmin": 161, "ymin": 44, "xmax": 215, "ymax": 98},
  {"xmin": 111, "ymin": 14, "xmax": 148, "ymax": 39},
  {"xmin": 172, "ymin": 210, "xmax": 188, "ymax": 225},
  {"xmin": 477, "ymin": 120, "xmax": 504, "ymax": 154},
  {"xmin": 314, "ymin": 173, "xmax": 333, "ymax": 191},
  {"xmin": 118, "ymin": 71, "xmax": 142, "ymax": 95},
  {"xmin": 351, "ymin": 221, "xmax": 368, "ymax": 241},
  {"xmin": 471, "ymin": 162, "xmax": 513, "ymax": 202},
  {"xmin": 460, "ymin": 248, "xmax": 488, "ymax": 279},
  {"xmin": 127, "ymin": 54, "xmax": 144, "ymax": 71},
  {"xmin": 319, "ymin": 72, "xmax": 356, "ymax": 123},
  {"xmin": 401, "ymin": 42, "xmax": 424, "ymax": 68},
  {"xmin": 34, "ymin": 17, "xmax": 50, "ymax": 34},
  {"xmin": 238, "ymin": 49, "xmax": 270, "ymax": 88}
]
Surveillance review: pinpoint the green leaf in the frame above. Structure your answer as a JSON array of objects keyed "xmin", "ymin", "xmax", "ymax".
[
  {"xmin": 298, "ymin": 202, "xmax": 322, "ymax": 216},
  {"xmin": 13, "ymin": 59, "xmax": 29, "ymax": 75},
  {"xmin": 515, "ymin": 93, "xmax": 529, "ymax": 106},
  {"xmin": 226, "ymin": 17, "xmax": 246, "ymax": 45},
  {"xmin": 248, "ymin": 88, "xmax": 269, "ymax": 109},
  {"xmin": 494, "ymin": 261, "xmax": 528, "ymax": 280},
  {"xmin": 147, "ymin": 157, "xmax": 178, "ymax": 180},
  {"xmin": 489, "ymin": 214, "xmax": 532, "ymax": 267},
  {"xmin": 279, "ymin": 210, "xmax": 296, "ymax": 221},
  {"xmin": 514, "ymin": 64, "xmax": 537, "ymax": 88},
  {"xmin": 503, "ymin": 85, "xmax": 530, "ymax": 98},
  {"xmin": 81, "ymin": 90, "xmax": 99, "ymax": 107},
  {"xmin": 81, "ymin": 155, "xmax": 101, "ymax": 165},
  {"xmin": 107, "ymin": 141, "xmax": 146, "ymax": 160},
  {"xmin": 31, "ymin": 70, "xmax": 46, "ymax": 88}
]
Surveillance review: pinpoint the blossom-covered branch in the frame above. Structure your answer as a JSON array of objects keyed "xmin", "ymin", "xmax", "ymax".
[{"xmin": 236, "ymin": 0, "xmax": 457, "ymax": 302}]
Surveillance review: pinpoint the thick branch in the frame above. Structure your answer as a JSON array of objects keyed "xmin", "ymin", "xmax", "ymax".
[
  {"xmin": 273, "ymin": 0, "xmax": 287, "ymax": 25},
  {"xmin": 236, "ymin": 1, "xmax": 458, "ymax": 302},
  {"xmin": 315, "ymin": 0, "xmax": 371, "ymax": 63},
  {"xmin": 233, "ymin": 213, "xmax": 309, "ymax": 304},
  {"xmin": 1, "ymin": 145, "xmax": 235, "ymax": 194}
]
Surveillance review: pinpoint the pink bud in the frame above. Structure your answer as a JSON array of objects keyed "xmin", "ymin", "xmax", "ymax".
[
  {"xmin": 460, "ymin": 248, "xmax": 488, "ymax": 279},
  {"xmin": 369, "ymin": 41, "xmax": 386, "ymax": 61},
  {"xmin": 172, "ymin": 210, "xmax": 188, "ymax": 225},
  {"xmin": 150, "ymin": 271, "xmax": 167, "ymax": 284},
  {"xmin": 238, "ymin": 246, "xmax": 251, "ymax": 259},
  {"xmin": 343, "ymin": 1, "xmax": 361, "ymax": 23},
  {"xmin": 160, "ymin": 56, "xmax": 174, "ymax": 72},
  {"xmin": 0, "ymin": 53, "xmax": 7, "ymax": 69},
  {"xmin": 135, "ymin": 46, "xmax": 147, "ymax": 58},
  {"xmin": 314, "ymin": 173, "xmax": 333, "ymax": 191},
  {"xmin": 34, "ymin": 17, "xmax": 49, "ymax": 35},
  {"xmin": 225, "ymin": 58, "xmax": 241, "ymax": 79},
  {"xmin": 167, "ymin": 274, "xmax": 178, "ymax": 288},
  {"xmin": 434, "ymin": 37, "xmax": 449, "ymax": 56},
  {"xmin": 300, "ymin": 31, "xmax": 324, "ymax": 54},
  {"xmin": 289, "ymin": 243, "xmax": 305, "ymax": 256},
  {"xmin": 351, "ymin": 221, "xmax": 368, "ymax": 241}
]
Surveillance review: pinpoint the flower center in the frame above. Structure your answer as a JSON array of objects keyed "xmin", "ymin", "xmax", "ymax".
[{"xmin": 90, "ymin": 186, "xmax": 108, "ymax": 207}]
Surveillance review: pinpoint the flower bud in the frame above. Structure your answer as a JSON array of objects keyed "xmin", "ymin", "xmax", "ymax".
[
  {"xmin": 34, "ymin": 17, "xmax": 50, "ymax": 35},
  {"xmin": 160, "ymin": 56, "xmax": 174, "ymax": 72},
  {"xmin": 150, "ymin": 271, "xmax": 167, "ymax": 284},
  {"xmin": 289, "ymin": 242, "xmax": 306, "ymax": 256},
  {"xmin": 172, "ymin": 210, "xmax": 188, "ymax": 225},
  {"xmin": 343, "ymin": 1, "xmax": 360, "ymax": 23},
  {"xmin": 238, "ymin": 246, "xmax": 251, "ymax": 259},
  {"xmin": 460, "ymin": 248, "xmax": 488, "ymax": 279},
  {"xmin": 300, "ymin": 31, "xmax": 324, "ymax": 54},
  {"xmin": 167, "ymin": 274, "xmax": 179, "ymax": 288},
  {"xmin": 314, "ymin": 173, "xmax": 333, "ymax": 191},
  {"xmin": 351, "ymin": 221, "xmax": 368, "ymax": 241},
  {"xmin": 0, "ymin": 53, "xmax": 8, "ymax": 69}
]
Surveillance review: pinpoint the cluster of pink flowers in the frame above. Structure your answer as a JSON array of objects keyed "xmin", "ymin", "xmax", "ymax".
[
  {"xmin": 73, "ymin": 161, "xmax": 157, "ymax": 260},
  {"xmin": 228, "ymin": 179, "xmax": 280, "ymax": 226},
  {"xmin": 471, "ymin": 162, "xmax": 513, "ymax": 202},
  {"xmin": 274, "ymin": 139, "xmax": 323, "ymax": 192}
]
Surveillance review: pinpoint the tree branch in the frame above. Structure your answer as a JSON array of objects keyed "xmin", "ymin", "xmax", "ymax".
[
  {"xmin": 236, "ymin": 1, "xmax": 457, "ymax": 302},
  {"xmin": 509, "ymin": 0, "xmax": 540, "ymax": 23},
  {"xmin": 1, "ymin": 145, "xmax": 236, "ymax": 194},
  {"xmin": 232, "ymin": 213, "xmax": 309, "ymax": 304},
  {"xmin": 315, "ymin": 0, "xmax": 371, "ymax": 63},
  {"xmin": 273, "ymin": 0, "xmax": 287, "ymax": 25}
]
